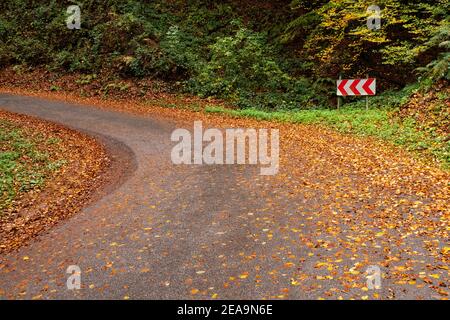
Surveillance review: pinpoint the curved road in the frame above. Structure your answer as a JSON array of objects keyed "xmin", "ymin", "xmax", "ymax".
[{"xmin": 0, "ymin": 94, "xmax": 448, "ymax": 300}]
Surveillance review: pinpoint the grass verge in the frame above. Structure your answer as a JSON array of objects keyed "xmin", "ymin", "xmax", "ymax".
[
  {"xmin": 0, "ymin": 118, "xmax": 66, "ymax": 212},
  {"xmin": 204, "ymin": 105, "xmax": 449, "ymax": 169}
]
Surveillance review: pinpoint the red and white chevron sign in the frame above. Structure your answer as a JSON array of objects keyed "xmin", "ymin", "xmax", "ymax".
[{"xmin": 337, "ymin": 78, "xmax": 376, "ymax": 96}]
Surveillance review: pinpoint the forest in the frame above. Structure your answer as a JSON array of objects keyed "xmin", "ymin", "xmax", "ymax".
[
  {"xmin": 0, "ymin": 0, "xmax": 449, "ymax": 302},
  {"xmin": 0, "ymin": 1, "xmax": 447, "ymax": 100}
]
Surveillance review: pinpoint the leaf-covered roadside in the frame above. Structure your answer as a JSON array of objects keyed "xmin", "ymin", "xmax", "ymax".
[
  {"xmin": 0, "ymin": 110, "xmax": 111, "ymax": 253},
  {"xmin": 2, "ymin": 67, "xmax": 446, "ymax": 170},
  {"xmin": 203, "ymin": 83, "xmax": 450, "ymax": 169},
  {"xmin": 0, "ymin": 117, "xmax": 66, "ymax": 211}
]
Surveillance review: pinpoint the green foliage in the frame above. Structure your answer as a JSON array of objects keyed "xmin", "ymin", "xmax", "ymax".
[
  {"xmin": 416, "ymin": 21, "xmax": 450, "ymax": 86},
  {"xmin": 282, "ymin": 0, "xmax": 449, "ymax": 87},
  {"xmin": 422, "ymin": 53, "xmax": 450, "ymax": 82},
  {"xmin": 344, "ymin": 83, "xmax": 420, "ymax": 110},
  {"xmin": 188, "ymin": 26, "xmax": 325, "ymax": 109},
  {"xmin": 0, "ymin": 0, "xmax": 448, "ymax": 112},
  {"xmin": 189, "ymin": 27, "xmax": 287, "ymax": 95}
]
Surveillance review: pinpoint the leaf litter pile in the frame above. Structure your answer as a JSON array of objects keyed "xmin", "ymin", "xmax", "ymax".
[
  {"xmin": 0, "ymin": 110, "xmax": 110, "ymax": 254},
  {"xmin": 0, "ymin": 81, "xmax": 448, "ymax": 299}
]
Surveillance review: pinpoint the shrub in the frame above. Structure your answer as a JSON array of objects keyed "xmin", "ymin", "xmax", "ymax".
[
  {"xmin": 189, "ymin": 26, "xmax": 289, "ymax": 98},
  {"xmin": 416, "ymin": 22, "xmax": 450, "ymax": 88},
  {"xmin": 188, "ymin": 25, "xmax": 330, "ymax": 110}
]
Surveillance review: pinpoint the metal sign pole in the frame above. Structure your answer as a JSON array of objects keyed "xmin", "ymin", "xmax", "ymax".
[
  {"xmin": 337, "ymin": 74, "xmax": 342, "ymax": 110},
  {"xmin": 366, "ymin": 74, "xmax": 369, "ymax": 110}
]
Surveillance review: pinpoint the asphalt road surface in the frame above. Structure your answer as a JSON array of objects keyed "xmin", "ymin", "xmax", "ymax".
[{"xmin": 0, "ymin": 94, "xmax": 448, "ymax": 300}]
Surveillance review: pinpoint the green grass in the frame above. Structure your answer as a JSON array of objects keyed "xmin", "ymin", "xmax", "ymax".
[
  {"xmin": 0, "ymin": 119, "xmax": 66, "ymax": 212},
  {"xmin": 204, "ymin": 105, "xmax": 449, "ymax": 169}
]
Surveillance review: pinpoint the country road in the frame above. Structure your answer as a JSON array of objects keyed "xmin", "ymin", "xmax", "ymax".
[{"xmin": 0, "ymin": 94, "xmax": 448, "ymax": 300}]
